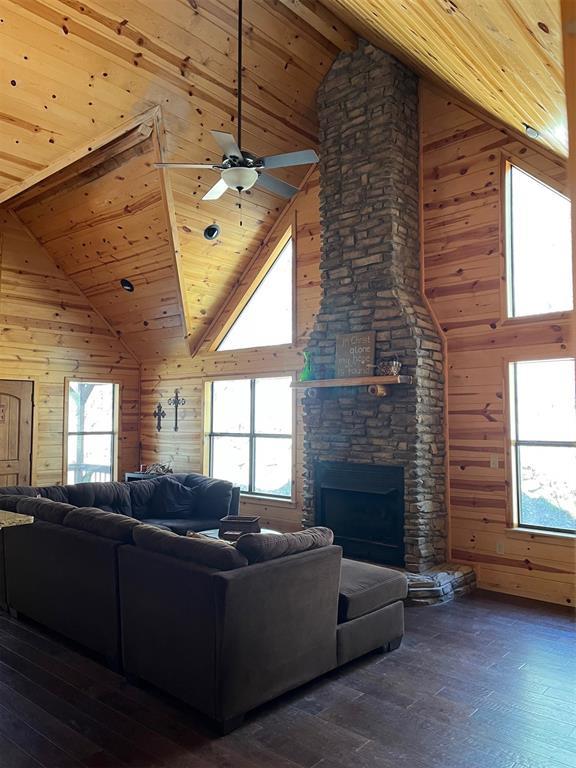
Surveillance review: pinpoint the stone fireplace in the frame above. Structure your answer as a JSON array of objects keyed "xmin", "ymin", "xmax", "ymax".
[{"xmin": 302, "ymin": 41, "xmax": 475, "ymax": 602}]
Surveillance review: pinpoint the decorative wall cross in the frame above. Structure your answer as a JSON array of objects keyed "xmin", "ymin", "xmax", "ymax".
[
  {"xmin": 153, "ymin": 402, "xmax": 166, "ymax": 432},
  {"xmin": 168, "ymin": 388, "xmax": 185, "ymax": 432}
]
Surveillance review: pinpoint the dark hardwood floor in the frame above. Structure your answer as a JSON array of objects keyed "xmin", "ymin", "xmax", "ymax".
[{"xmin": 0, "ymin": 591, "xmax": 573, "ymax": 768}]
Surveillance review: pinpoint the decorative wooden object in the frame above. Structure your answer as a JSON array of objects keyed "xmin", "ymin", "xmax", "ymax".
[
  {"xmin": 335, "ymin": 331, "xmax": 376, "ymax": 377},
  {"xmin": 153, "ymin": 403, "xmax": 166, "ymax": 432},
  {"xmin": 168, "ymin": 388, "xmax": 185, "ymax": 432}
]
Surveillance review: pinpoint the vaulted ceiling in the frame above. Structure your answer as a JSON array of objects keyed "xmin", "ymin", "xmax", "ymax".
[
  {"xmin": 0, "ymin": 0, "xmax": 568, "ymax": 361},
  {"xmin": 10, "ymin": 129, "xmax": 187, "ymax": 359},
  {"xmin": 320, "ymin": 0, "xmax": 567, "ymax": 156},
  {"xmin": 0, "ymin": 0, "xmax": 347, "ymax": 356}
]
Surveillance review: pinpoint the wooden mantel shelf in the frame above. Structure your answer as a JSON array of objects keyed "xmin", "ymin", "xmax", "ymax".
[
  {"xmin": 292, "ymin": 375, "xmax": 412, "ymax": 396},
  {"xmin": 292, "ymin": 375, "xmax": 412, "ymax": 388}
]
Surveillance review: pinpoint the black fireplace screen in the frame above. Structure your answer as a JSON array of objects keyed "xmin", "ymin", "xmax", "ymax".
[{"xmin": 315, "ymin": 462, "xmax": 404, "ymax": 566}]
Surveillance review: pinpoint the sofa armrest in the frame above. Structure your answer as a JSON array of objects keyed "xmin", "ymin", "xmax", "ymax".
[{"xmin": 211, "ymin": 545, "xmax": 342, "ymax": 721}]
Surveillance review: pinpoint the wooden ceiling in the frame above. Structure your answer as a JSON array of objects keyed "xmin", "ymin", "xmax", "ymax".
[
  {"xmin": 319, "ymin": 0, "xmax": 567, "ymax": 156},
  {"xmin": 0, "ymin": 0, "xmax": 348, "ymax": 355},
  {"xmin": 11, "ymin": 131, "xmax": 187, "ymax": 360},
  {"xmin": 0, "ymin": 0, "xmax": 568, "ymax": 361}
]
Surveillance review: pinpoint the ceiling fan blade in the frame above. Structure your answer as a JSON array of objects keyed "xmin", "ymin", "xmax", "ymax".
[
  {"xmin": 257, "ymin": 149, "xmax": 319, "ymax": 169},
  {"xmin": 155, "ymin": 163, "xmax": 219, "ymax": 169},
  {"xmin": 255, "ymin": 172, "xmax": 298, "ymax": 198},
  {"xmin": 211, "ymin": 130, "xmax": 243, "ymax": 160},
  {"xmin": 202, "ymin": 178, "xmax": 229, "ymax": 201}
]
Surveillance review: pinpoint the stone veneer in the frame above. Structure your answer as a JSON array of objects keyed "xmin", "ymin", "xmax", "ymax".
[{"xmin": 302, "ymin": 41, "xmax": 447, "ymax": 573}]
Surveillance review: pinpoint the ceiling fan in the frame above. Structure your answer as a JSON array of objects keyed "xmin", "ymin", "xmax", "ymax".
[{"xmin": 155, "ymin": 0, "xmax": 318, "ymax": 201}]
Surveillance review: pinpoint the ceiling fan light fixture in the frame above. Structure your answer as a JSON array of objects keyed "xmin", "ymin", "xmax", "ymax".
[{"xmin": 221, "ymin": 166, "xmax": 258, "ymax": 192}]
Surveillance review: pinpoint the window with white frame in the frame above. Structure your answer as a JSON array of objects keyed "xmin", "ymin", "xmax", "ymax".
[
  {"xmin": 506, "ymin": 163, "xmax": 573, "ymax": 318},
  {"xmin": 509, "ymin": 359, "xmax": 576, "ymax": 533},
  {"xmin": 207, "ymin": 376, "xmax": 293, "ymax": 498},
  {"xmin": 66, "ymin": 381, "xmax": 118, "ymax": 484}
]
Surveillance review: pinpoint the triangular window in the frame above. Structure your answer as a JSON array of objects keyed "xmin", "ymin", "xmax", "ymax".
[{"xmin": 217, "ymin": 237, "xmax": 293, "ymax": 351}]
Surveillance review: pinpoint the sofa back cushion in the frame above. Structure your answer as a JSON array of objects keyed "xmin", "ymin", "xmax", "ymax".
[
  {"xmin": 128, "ymin": 478, "xmax": 160, "ymax": 519},
  {"xmin": 178, "ymin": 473, "xmax": 233, "ymax": 520},
  {"xmin": 64, "ymin": 507, "xmax": 140, "ymax": 543},
  {"xmin": 150, "ymin": 477, "xmax": 199, "ymax": 519},
  {"xmin": 16, "ymin": 497, "xmax": 76, "ymax": 524},
  {"xmin": 133, "ymin": 524, "xmax": 247, "ymax": 570},
  {"xmin": 0, "ymin": 494, "xmax": 26, "ymax": 513},
  {"xmin": 236, "ymin": 527, "xmax": 334, "ymax": 564},
  {"xmin": 0, "ymin": 485, "xmax": 70, "ymax": 503},
  {"xmin": 65, "ymin": 481, "xmax": 132, "ymax": 516}
]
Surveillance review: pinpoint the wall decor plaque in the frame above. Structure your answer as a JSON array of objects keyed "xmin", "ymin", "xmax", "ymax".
[{"xmin": 335, "ymin": 331, "xmax": 376, "ymax": 377}]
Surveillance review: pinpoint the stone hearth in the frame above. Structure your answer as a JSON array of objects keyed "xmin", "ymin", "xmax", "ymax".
[{"xmin": 302, "ymin": 40, "xmax": 475, "ymax": 601}]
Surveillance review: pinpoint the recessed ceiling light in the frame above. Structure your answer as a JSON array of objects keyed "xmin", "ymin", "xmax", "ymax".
[
  {"xmin": 120, "ymin": 278, "xmax": 135, "ymax": 292},
  {"xmin": 204, "ymin": 224, "xmax": 220, "ymax": 241},
  {"xmin": 523, "ymin": 123, "xmax": 539, "ymax": 139}
]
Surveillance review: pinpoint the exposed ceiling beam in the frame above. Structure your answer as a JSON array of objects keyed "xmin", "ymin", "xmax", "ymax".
[
  {"xmin": 276, "ymin": 0, "xmax": 357, "ymax": 52},
  {"xmin": 0, "ymin": 108, "xmax": 159, "ymax": 207}
]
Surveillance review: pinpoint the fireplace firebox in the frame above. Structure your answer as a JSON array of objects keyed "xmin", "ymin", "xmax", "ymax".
[{"xmin": 315, "ymin": 462, "xmax": 405, "ymax": 567}]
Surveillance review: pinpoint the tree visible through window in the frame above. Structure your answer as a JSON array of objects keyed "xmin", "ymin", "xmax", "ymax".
[
  {"xmin": 66, "ymin": 381, "xmax": 117, "ymax": 484},
  {"xmin": 506, "ymin": 164, "xmax": 573, "ymax": 318},
  {"xmin": 509, "ymin": 359, "xmax": 576, "ymax": 533},
  {"xmin": 208, "ymin": 376, "xmax": 293, "ymax": 498},
  {"xmin": 217, "ymin": 238, "xmax": 293, "ymax": 351}
]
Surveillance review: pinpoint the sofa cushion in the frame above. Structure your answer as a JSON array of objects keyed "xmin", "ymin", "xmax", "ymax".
[
  {"xmin": 133, "ymin": 524, "xmax": 248, "ymax": 570},
  {"xmin": 65, "ymin": 482, "xmax": 132, "ymax": 517},
  {"xmin": 236, "ymin": 527, "xmax": 334, "ymax": 564},
  {"xmin": 16, "ymin": 497, "xmax": 76, "ymax": 525},
  {"xmin": 0, "ymin": 485, "xmax": 70, "ymax": 503},
  {"xmin": 64, "ymin": 507, "xmax": 139, "ymax": 543},
  {"xmin": 0, "ymin": 495, "xmax": 26, "ymax": 513},
  {"xmin": 338, "ymin": 559, "xmax": 408, "ymax": 622},
  {"xmin": 140, "ymin": 518, "xmax": 221, "ymax": 536},
  {"xmin": 173, "ymin": 473, "xmax": 234, "ymax": 519},
  {"xmin": 128, "ymin": 477, "xmax": 162, "ymax": 519},
  {"xmin": 150, "ymin": 477, "xmax": 199, "ymax": 519}
]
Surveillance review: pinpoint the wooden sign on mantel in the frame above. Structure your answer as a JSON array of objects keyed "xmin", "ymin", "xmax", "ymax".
[{"xmin": 335, "ymin": 331, "xmax": 376, "ymax": 377}]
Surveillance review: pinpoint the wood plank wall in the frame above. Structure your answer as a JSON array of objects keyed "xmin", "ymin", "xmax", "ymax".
[
  {"xmin": 140, "ymin": 170, "xmax": 321, "ymax": 531},
  {"xmin": 421, "ymin": 84, "xmax": 575, "ymax": 606},
  {"xmin": 0, "ymin": 211, "xmax": 140, "ymax": 486}
]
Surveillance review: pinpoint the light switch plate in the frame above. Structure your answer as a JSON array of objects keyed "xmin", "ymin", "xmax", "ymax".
[{"xmin": 490, "ymin": 454, "xmax": 499, "ymax": 469}]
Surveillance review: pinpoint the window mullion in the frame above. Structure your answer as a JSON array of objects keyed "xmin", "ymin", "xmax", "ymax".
[{"xmin": 249, "ymin": 378, "xmax": 256, "ymax": 494}]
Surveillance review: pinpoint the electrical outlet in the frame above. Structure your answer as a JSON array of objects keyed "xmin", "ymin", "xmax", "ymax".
[
  {"xmin": 496, "ymin": 541, "xmax": 505, "ymax": 555},
  {"xmin": 490, "ymin": 454, "xmax": 499, "ymax": 469}
]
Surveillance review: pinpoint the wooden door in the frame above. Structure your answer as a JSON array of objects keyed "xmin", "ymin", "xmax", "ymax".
[{"xmin": 0, "ymin": 381, "xmax": 33, "ymax": 486}]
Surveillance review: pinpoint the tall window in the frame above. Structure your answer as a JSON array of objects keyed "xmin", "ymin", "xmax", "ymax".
[
  {"xmin": 208, "ymin": 376, "xmax": 293, "ymax": 498},
  {"xmin": 217, "ymin": 238, "xmax": 293, "ymax": 351},
  {"xmin": 66, "ymin": 381, "xmax": 118, "ymax": 484},
  {"xmin": 509, "ymin": 359, "xmax": 576, "ymax": 533},
  {"xmin": 506, "ymin": 163, "xmax": 572, "ymax": 318}
]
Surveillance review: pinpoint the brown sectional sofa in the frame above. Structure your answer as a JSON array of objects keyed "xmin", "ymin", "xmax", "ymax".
[
  {"xmin": 0, "ymin": 480, "xmax": 408, "ymax": 732},
  {"xmin": 0, "ymin": 473, "xmax": 239, "ymax": 610}
]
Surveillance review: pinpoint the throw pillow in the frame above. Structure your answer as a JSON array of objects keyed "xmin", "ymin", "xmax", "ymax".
[
  {"xmin": 150, "ymin": 476, "xmax": 198, "ymax": 519},
  {"xmin": 236, "ymin": 526, "xmax": 334, "ymax": 564}
]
